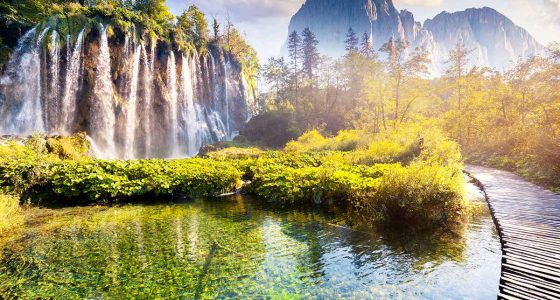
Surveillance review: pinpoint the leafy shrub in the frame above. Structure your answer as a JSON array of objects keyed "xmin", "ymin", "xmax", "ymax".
[
  {"xmin": 240, "ymin": 111, "xmax": 301, "ymax": 148},
  {"xmin": 361, "ymin": 163, "xmax": 466, "ymax": 228},
  {"xmin": 285, "ymin": 130, "xmax": 326, "ymax": 151},
  {"xmin": 38, "ymin": 159, "xmax": 242, "ymax": 203},
  {"xmin": 0, "ymin": 127, "xmax": 467, "ymax": 229},
  {"xmin": 45, "ymin": 133, "xmax": 89, "ymax": 160},
  {"xmin": 0, "ymin": 194, "xmax": 23, "ymax": 235}
]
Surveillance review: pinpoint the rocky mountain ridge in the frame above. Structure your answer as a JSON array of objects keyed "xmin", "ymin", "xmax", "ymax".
[{"xmin": 284, "ymin": 0, "xmax": 544, "ymax": 74}]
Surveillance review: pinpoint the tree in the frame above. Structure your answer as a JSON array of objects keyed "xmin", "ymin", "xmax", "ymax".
[
  {"xmin": 445, "ymin": 42, "xmax": 474, "ymax": 110},
  {"xmin": 344, "ymin": 27, "xmax": 359, "ymax": 53},
  {"xmin": 380, "ymin": 38, "xmax": 429, "ymax": 127},
  {"xmin": 262, "ymin": 57, "xmax": 289, "ymax": 108},
  {"xmin": 287, "ymin": 30, "xmax": 302, "ymax": 105},
  {"xmin": 359, "ymin": 32, "xmax": 374, "ymax": 58},
  {"xmin": 212, "ymin": 18, "xmax": 220, "ymax": 41},
  {"xmin": 301, "ymin": 28, "xmax": 320, "ymax": 81},
  {"xmin": 177, "ymin": 5, "xmax": 209, "ymax": 48},
  {"xmin": 135, "ymin": 0, "xmax": 174, "ymax": 26}
]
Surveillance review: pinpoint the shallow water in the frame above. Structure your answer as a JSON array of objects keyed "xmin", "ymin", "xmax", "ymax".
[{"xmin": 0, "ymin": 186, "xmax": 500, "ymax": 299}]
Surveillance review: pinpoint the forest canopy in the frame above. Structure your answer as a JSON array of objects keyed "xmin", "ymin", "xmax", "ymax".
[
  {"xmin": 0, "ymin": 0, "xmax": 259, "ymax": 80},
  {"xmin": 255, "ymin": 27, "xmax": 560, "ymax": 189}
]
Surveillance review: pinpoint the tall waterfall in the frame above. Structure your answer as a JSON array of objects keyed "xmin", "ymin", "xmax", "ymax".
[
  {"xmin": 181, "ymin": 54, "xmax": 198, "ymax": 156},
  {"xmin": 0, "ymin": 22, "xmax": 255, "ymax": 159},
  {"xmin": 167, "ymin": 52, "xmax": 178, "ymax": 156},
  {"xmin": 141, "ymin": 43, "xmax": 153, "ymax": 158},
  {"xmin": 61, "ymin": 28, "xmax": 85, "ymax": 133},
  {"xmin": 47, "ymin": 30, "xmax": 60, "ymax": 130},
  {"xmin": 91, "ymin": 24, "xmax": 117, "ymax": 158},
  {"xmin": 124, "ymin": 45, "xmax": 141, "ymax": 159}
]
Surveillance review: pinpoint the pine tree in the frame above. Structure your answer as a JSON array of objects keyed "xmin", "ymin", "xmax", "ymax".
[
  {"xmin": 344, "ymin": 27, "xmax": 359, "ymax": 53},
  {"xmin": 213, "ymin": 18, "xmax": 220, "ymax": 41},
  {"xmin": 287, "ymin": 30, "xmax": 303, "ymax": 105},
  {"xmin": 360, "ymin": 32, "xmax": 374, "ymax": 58},
  {"xmin": 445, "ymin": 42, "xmax": 473, "ymax": 110},
  {"xmin": 301, "ymin": 28, "xmax": 320, "ymax": 80}
]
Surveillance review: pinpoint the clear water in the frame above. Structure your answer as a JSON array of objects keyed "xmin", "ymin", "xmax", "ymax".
[{"xmin": 0, "ymin": 187, "xmax": 500, "ymax": 299}]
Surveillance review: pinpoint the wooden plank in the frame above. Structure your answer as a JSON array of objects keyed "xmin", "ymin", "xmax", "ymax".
[
  {"xmin": 502, "ymin": 273, "xmax": 560, "ymax": 295},
  {"xmin": 504, "ymin": 253, "xmax": 560, "ymax": 272},
  {"xmin": 466, "ymin": 165, "xmax": 560, "ymax": 300},
  {"xmin": 504, "ymin": 256, "xmax": 560, "ymax": 278},
  {"xmin": 500, "ymin": 282, "xmax": 559, "ymax": 299}
]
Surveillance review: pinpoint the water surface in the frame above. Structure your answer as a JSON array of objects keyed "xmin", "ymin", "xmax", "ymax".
[{"xmin": 0, "ymin": 188, "xmax": 500, "ymax": 299}]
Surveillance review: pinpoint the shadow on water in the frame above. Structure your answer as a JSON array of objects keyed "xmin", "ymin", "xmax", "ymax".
[{"xmin": 0, "ymin": 185, "xmax": 501, "ymax": 299}]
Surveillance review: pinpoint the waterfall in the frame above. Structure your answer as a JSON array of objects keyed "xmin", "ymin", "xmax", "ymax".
[
  {"xmin": 167, "ymin": 52, "xmax": 178, "ymax": 156},
  {"xmin": 91, "ymin": 24, "xmax": 116, "ymax": 158},
  {"xmin": 124, "ymin": 44, "xmax": 141, "ymax": 159},
  {"xmin": 61, "ymin": 28, "xmax": 85, "ymax": 133},
  {"xmin": 182, "ymin": 54, "xmax": 197, "ymax": 156},
  {"xmin": 48, "ymin": 30, "xmax": 60, "ymax": 131},
  {"xmin": 0, "ymin": 26, "xmax": 48, "ymax": 135},
  {"xmin": 0, "ymin": 20, "xmax": 253, "ymax": 159},
  {"xmin": 141, "ymin": 43, "xmax": 152, "ymax": 157},
  {"xmin": 222, "ymin": 56, "xmax": 231, "ymax": 138}
]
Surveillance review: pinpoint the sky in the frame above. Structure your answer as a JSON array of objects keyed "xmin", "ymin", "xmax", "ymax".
[{"xmin": 166, "ymin": 0, "xmax": 560, "ymax": 62}]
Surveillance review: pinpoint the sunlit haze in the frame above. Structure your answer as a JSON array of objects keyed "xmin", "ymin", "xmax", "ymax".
[{"xmin": 167, "ymin": 0, "xmax": 560, "ymax": 61}]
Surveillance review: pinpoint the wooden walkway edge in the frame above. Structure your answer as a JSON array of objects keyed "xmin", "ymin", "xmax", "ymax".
[{"xmin": 465, "ymin": 165, "xmax": 560, "ymax": 300}]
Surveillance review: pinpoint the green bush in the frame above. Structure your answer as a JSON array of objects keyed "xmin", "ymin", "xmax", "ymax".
[
  {"xmin": 0, "ymin": 127, "xmax": 467, "ymax": 229},
  {"xmin": 362, "ymin": 163, "xmax": 465, "ymax": 228},
  {"xmin": 37, "ymin": 159, "xmax": 242, "ymax": 203},
  {"xmin": 0, "ymin": 194, "xmax": 23, "ymax": 235},
  {"xmin": 241, "ymin": 111, "xmax": 301, "ymax": 148}
]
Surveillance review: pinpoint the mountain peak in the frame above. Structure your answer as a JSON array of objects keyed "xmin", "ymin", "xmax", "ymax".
[{"xmin": 284, "ymin": 0, "xmax": 544, "ymax": 75}]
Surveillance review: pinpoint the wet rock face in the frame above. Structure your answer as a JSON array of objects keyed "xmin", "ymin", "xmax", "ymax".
[
  {"xmin": 285, "ymin": 1, "xmax": 544, "ymax": 75},
  {"xmin": 0, "ymin": 23, "xmax": 255, "ymax": 159}
]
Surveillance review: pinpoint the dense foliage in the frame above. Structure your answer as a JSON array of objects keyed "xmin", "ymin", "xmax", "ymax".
[
  {"xmin": 0, "ymin": 137, "xmax": 242, "ymax": 204},
  {"xmin": 258, "ymin": 27, "xmax": 560, "ymax": 190},
  {"xmin": 238, "ymin": 111, "xmax": 301, "ymax": 148},
  {"xmin": 211, "ymin": 125, "xmax": 466, "ymax": 229},
  {"xmin": 0, "ymin": 126, "xmax": 466, "ymax": 229},
  {"xmin": 0, "ymin": 0, "xmax": 259, "ymax": 86}
]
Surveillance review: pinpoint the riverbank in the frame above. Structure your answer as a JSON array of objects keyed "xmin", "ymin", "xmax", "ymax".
[{"xmin": 0, "ymin": 126, "xmax": 469, "ymax": 231}]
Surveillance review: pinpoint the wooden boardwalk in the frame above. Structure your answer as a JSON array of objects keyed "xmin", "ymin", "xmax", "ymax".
[{"xmin": 466, "ymin": 166, "xmax": 560, "ymax": 300}]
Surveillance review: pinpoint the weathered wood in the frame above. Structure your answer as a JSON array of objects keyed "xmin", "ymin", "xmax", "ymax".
[{"xmin": 466, "ymin": 166, "xmax": 560, "ymax": 300}]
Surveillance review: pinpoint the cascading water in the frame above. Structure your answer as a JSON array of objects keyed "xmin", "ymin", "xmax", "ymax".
[
  {"xmin": 181, "ymin": 54, "xmax": 198, "ymax": 156},
  {"xmin": 0, "ymin": 26, "xmax": 47, "ymax": 135},
  {"xmin": 167, "ymin": 52, "xmax": 178, "ymax": 156},
  {"xmin": 91, "ymin": 24, "xmax": 116, "ymax": 158},
  {"xmin": 124, "ymin": 45, "xmax": 141, "ymax": 159},
  {"xmin": 222, "ymin": 57, "xmax": 231, "ymax": 137},
  {"xmin": 47, "ymin": 30, "xmax": 60, "ymax": 131},
  {"xmin": 61, "ymin": 28, "xmax": 85, "ymax": 133},
  {"xmin": 140, "ymin": 43, "xmax": 152, "ymax": 157},
  {"xmin": 0, "ymin": 22, "xmax": 254, "ymax": 159}
]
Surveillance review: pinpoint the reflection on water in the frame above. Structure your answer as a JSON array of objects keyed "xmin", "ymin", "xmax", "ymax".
[{"xmin": 0, "ymin": 186, "xmax": 500, "ymax": 299}]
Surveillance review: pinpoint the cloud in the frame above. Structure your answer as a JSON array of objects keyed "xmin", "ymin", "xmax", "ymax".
[
  {"xmin": 506, "ymin": 0, "xmax": 560, "ymax": 44},
  {"xmin": 172, "ymin": 0, "xmax": 304, "ymax": 21},
  {"xmin": 394, "ymin": 0, "xmax": 444, "ymax": 7},
  {"xmin": 543, "ymin": 0, "xmax": 560, "ymax": 22}
]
